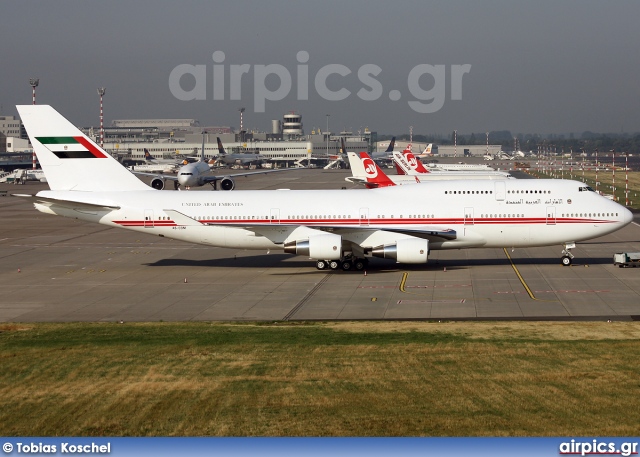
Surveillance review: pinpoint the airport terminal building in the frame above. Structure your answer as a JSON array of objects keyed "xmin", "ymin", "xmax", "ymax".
[{"xmin": 85, "ymin": 112, "xmax": 375, "ymax": 166}]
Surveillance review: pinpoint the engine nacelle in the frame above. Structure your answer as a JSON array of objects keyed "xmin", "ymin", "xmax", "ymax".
[
  {"xmin": 151, "ymin": 178, "xmax": 165, "ymax": 190},
  {"xmin": 220, "ymin": 177, "xmax": 235, "ymax": 191},
  {"xmin": 283, "ymin": 233, "xmax": 342, "ymax": 260},
  {"xmin": 372, "ymin": 238, "xmax": 429, "ymax": 264}
]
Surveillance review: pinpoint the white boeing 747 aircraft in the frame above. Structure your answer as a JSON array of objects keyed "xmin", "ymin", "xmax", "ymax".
[{"xmin": 15, "ymin": 105, "xmax": 633, "ymax": 270}]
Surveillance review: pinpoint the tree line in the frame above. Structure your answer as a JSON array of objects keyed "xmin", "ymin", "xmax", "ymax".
[{"xmin": 379, "ymin": 131, "xmax": 640, "ymax": 154}]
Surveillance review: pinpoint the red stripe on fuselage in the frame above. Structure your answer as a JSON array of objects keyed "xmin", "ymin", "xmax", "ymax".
[{"xmin": 112, "ymin": 218, "xmax": 617, "ymax": 227}]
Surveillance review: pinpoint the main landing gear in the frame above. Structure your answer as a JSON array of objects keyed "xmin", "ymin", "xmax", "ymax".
[
  {"xmin": 316, "ymin": 257, "xmax": 368, "ymax": 271},
  {"xmin": 561, "ymin": 242, "xmax": 576, "ymax": 266}
]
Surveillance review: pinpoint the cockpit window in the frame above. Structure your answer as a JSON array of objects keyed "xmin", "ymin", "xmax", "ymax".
[{"xmin": 578, "ymin": 186, "xmax": 595, "ymax": 192}]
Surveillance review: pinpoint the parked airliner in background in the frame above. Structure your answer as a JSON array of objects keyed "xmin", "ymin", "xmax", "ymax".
[
  {"xmin": 370, "ymin": 137, "xmax": 396, "ymax": 159},
  {"xmin": 412, "ymin": 143, "xmax": 436, "ymax": 157},
  {"xmin": 134, "ymin": 135, "xmax": 294, "ymax": 190},
  {"xmin": 15, "ymin": 105, "xmax": 632, "ymax": 270},
  {"xmin": 128, "ymin": 149, "xmax": 183, "ymax": 173},
  {"xmin": 347, "ymin": 152, "xmax": 513, "ymax": 186},
  {"xmin": 393, "ymin": 150, "xmax": 512, "ymax": 178},
  {"xmin": 213, "ymin": 137, "xmax": 264, "ymax": 167},
  {"xmin": 144, "ymin": 149, "xmax": 188, "ymax": 165},
  {"xmin": 425, "ymin": 161, "xmax": 496, "ymax": 171}
]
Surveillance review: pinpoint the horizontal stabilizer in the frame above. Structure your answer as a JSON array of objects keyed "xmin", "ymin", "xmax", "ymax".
[{"xmin": 12, "ymin": 194, "xmax": 120, "ymax": 211}]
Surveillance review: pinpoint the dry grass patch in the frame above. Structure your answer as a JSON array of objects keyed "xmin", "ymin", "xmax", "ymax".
[
  {"xmin": 1, "ymin": 322, "xmax": 639, "ymax": 436},
  {"xmin": 324, "ymin": 321, "xmax": 640, "ymax": 340}
]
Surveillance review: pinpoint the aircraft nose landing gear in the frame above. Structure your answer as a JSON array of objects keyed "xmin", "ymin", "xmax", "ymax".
[{"xmin": 561, "ymin": 242, "xmax": 576, "ymax": 266}]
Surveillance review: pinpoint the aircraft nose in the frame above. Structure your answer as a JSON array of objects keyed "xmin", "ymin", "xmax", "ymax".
[{"xmin": 623, "ymin": 207, "xmax": 634, "ymax": 225}]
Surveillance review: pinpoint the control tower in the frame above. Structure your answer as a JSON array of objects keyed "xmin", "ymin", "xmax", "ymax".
[{"xmin": 282, "ymin": 112, "xmax": 303, "ymax": 137}]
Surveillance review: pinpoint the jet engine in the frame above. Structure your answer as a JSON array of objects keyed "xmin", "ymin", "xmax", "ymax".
[
  {"xmin": 220, "ymin": 177, "xmax": 235, "ymax": 191},
  {"xmin": 372, "ymin": 238, "xmax": 429, "ymax": 264},
  {"xmin": 150, "ymin": 178, "xmax": 165, "ymax": 190},
  {"xmin": 284, "ymin": 233, "xmax": 342, "ymax": 260}
]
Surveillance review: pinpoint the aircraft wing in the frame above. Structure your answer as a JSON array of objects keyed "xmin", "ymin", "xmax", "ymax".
[
  {"xmin": 131, "ymin": 171, "xmax": 178, "ymax": 182},
  {"xmin": 199, "ymin": 167, "xmax": 305, "ymax": 184},
  {"xmin": 213, "ymin": 222, "xmax": 457, "ymax": 243}
]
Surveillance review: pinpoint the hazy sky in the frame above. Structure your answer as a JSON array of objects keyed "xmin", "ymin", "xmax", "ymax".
[{"xmin": 2, "ymin": 0, "xmax": 639, "ymax": 136}]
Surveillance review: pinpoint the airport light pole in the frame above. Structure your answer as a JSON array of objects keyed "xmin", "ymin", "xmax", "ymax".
[
  {"xmin": 486, "ymin": 132, "xmax": 489, "ymax": 157},
  {"xmin": 238, "ymin": 107, "xmax": 245, "ymax": 143},
  {"xmin": 97, "ymin": 87, "xmax": 106, "ymax": 148},
  {"xmin": 29, "ymin": 78, "xmax": 39, "ymax": 105},
  {"xmin": 326, "ymin": 114, "xmax": 330, "ymax": 162},
  {"xmin": 595, "ymin": 149, "xmax": 598, "ymax": 194},
  {"xmin": 625, "ymin": 152, "xmax": 629, "ymax": 206},
  {"xmin": 29, "ymin": 78, "xmax": 39, "ymax": 170},
  {"xmin": 611, "ymin": 150, "xmax": 615, "ymax": 200},
  {"xmin": 409, "ymin": 125, "xmax": 413, "ymax": 150},
  {"xmin": 570, "ymin": 149, "xmax": 573, "ymax": 179},
  {"xmin": 454, "ymin": 130, "xmax": 457, "ymax": 157}
]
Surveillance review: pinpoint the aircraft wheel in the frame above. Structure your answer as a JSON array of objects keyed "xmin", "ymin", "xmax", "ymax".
[
  {"xmin": 341, "ymin": 260, "xmax": 353, "ymax": 271},
  {"xmin": 328, "ymin": 260, "xmax": 340, "ymax": 270},
  {"xmin": 561, "ymin": 255, "xmax": 572, "ymax": 266},
  {"xmin": 354, "ymin": 259, "xmax": 367, "ymax": 271},
  {"xmin": 316, "ymin": 260, "xmax": 328, "ymax": 270}
]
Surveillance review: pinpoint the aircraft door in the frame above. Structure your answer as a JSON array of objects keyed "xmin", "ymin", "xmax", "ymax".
[
  {"xmin": 495, "ymin": 181, "xmax": 505, "ymax": 201},
  {"xmin": 359, "ymin": 207, "xmax": 370, "ymax": 226},
  {"xmin": 464, "ymin": 207, "xmax": 474, "ymax": 225},
  {"xmin": 270, "ymin": 208, "xmax": 280, "ymax": 224},
  {"xmin": 546, "ymin": 206, "xmax": 556, "ymax": 225},
  {"xmin": 144, "ymin": 209, "xmax": 154, "ymax": 228}
]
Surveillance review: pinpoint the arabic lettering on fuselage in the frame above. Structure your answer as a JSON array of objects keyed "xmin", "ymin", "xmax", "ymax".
[{"xmin": 505, "ymin": 198, "xmax": 564, "ymax": 205}]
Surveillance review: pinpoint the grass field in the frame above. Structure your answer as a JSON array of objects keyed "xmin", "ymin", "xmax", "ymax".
[{"xmin": 1, "ymin": 321, "xmax": 640, "ymax": 436}]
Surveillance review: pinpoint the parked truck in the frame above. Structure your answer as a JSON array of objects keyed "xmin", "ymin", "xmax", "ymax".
[{"xmin": 613, "ymin": 252, "xmax": 640, "ymax": 267}]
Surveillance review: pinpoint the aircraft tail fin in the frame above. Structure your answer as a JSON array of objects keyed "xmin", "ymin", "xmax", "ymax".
[
  {"xmin": 347, "ymin": 151, "xmax": 395, "ymax": 188},
  {"xmin": 144, "ymin": 148, "xmax": 157, "ymax": 162},
  {"xmin": 394, "ymin": 159, "xmax": 407, "ymax": 175},
  {"xmin": 385, "ymin": 136, "xmax": 396, "ymax": 152},
  {"xmin": 394, "ymin": 149, "xmax": 430, "ymax": 175},
  {"xmin": 17, "ymin": 105, "xmax": 150, "ymax": 192},
  {"xmin": 216, "ymin": 137, "xmax": 227, "ymax": 155}
]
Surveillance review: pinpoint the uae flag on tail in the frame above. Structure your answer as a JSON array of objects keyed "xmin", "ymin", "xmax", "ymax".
[{"xmin": 36, "ymin": 136, "xmax": 108, "ymax": 159}]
